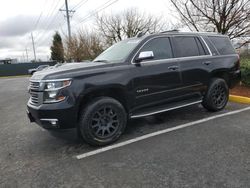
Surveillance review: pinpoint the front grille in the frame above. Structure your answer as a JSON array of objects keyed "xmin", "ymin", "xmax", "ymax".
[
  {"xmin": 30, "ymin": 91, "xmax": 39, "ymax": 104},
  {"xmin": 29, "ymin": 81, "xmax": 40, "ymax": 90},
  {"xmin": 29, "ymin": 81, "xmax": 42, "ymax": 105}
]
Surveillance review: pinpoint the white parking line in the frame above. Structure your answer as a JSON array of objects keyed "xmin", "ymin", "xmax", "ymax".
[{"xmin": 76, "ymin": 106, "xmax": 250, "ymax": 160}]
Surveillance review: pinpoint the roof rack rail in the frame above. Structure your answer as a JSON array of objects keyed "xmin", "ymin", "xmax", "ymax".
[{"xmin": 160, "ymin": 29, "xmax": 179, "ymax": 33}]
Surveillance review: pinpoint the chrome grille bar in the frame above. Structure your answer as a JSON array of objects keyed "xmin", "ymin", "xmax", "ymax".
[
  {"xmin": 29, "ymin": 81, "xmax": 40, "ymax": 90},
  {"xmin": 30, "ymin": 91, "xmax": 39, "ymax": 104},
  {"xmin": 29, "ymin": 81, "xmax": 42, "ymax": 105}
]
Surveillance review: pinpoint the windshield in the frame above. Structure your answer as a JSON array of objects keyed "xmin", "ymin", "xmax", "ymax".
[{"xmin": 94, "ymin": 38, "xmax": 142, "ymax": 63}]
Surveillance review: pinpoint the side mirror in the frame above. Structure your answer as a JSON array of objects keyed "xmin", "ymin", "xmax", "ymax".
[{"xmin": 135, "ymin": 51, "xmax": 154, "ymax": 63}]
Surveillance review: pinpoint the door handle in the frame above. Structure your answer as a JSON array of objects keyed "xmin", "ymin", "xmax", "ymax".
[
  {"xmin": 203, "ymin": 61, "xmax": 211, "ymax": 65},
  {"xmin": 168, "ymin": 65, "xmax": 179, "ymax": 70}
]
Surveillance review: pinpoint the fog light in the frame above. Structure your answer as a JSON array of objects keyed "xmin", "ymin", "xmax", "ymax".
[
  {"xmin": 40, "ymin": 119, "xmax": 59, "ymax": 127},
  {"xmin": 51, "ymin": 121, "xmax": 57, "ymax": 125}
]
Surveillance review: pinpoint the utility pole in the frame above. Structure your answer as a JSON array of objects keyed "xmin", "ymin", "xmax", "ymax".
[
  {"xmin": 60, "ymin": 0, "xmax": 75, "ymax": 40},
  {"xmin": 65, "ymin": 0, "xmax": 71, "ymax": 40},
  {"xmin": 25, "ymin": 48, "xmax": 29, "ymax": 62},
  {"xmin": 22, "ymin": 53, "xmax": 25, "ymax": 63},
  {"xmin": 31, "ymin": 33, "xmax": 37, "ymax": 62}
]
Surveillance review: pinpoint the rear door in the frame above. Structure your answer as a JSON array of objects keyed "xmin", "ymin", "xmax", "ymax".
[{"xmin": 172, "ymin": 35, "xmax": 212, "ymax": 98}]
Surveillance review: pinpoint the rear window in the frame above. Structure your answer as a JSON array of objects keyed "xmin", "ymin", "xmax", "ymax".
[
  {"xmin": 174, "ymin": 36, "xmax": 203, "ymax": 57},
  {"xmin": 208, "ymin": 36, "xmax": 236, "ymax": 55}
]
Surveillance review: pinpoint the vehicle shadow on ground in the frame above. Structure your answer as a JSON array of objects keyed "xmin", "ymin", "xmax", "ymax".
[
  {"xmin": 40, "ymin": 103, "xmax": 246, "ymax": 155},
  {"xmin": 46, "ymin": 105, "xmax": 201, "ymax": 143},
  {"xmin": 40, "ymin": 105, "xmax": 205, "ymax": 153},
  {"xmin": 125, "ymin": 105, "xmax": 210, "ymax": 135}
]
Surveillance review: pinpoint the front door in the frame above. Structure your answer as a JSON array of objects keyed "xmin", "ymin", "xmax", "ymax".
[{"xmin": 130, "ymin": 37, "xmax": 183, "ymax": 109}]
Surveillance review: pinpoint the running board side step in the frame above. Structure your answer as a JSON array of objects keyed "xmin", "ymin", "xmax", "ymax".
[{"xmin": 130, "ymin": 100, "xmax": 202, "ymax": 119}]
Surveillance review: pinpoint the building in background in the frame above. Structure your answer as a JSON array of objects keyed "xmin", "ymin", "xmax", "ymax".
[{"xmin": 0, "ymin": 58, "xmax": 18, "ymax": 64}]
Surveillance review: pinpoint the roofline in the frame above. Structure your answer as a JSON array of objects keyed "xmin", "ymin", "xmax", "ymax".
[{"xmin": 137, "ymin": 31, "xmax": 227, "ymax": 39}]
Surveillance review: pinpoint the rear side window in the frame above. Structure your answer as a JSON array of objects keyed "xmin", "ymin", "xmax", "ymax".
[
  {"xmin": 174, "ymin": 36, "xmax": 201, "ymax": 57},
  {"xmin": 136, "ymin": 37, "xmax": 173, "ymax": 61},
  {"xmin": 208, "ymin": 36, "xmax": 236, "ymax": 55},
  {"xmin": 203, "ymin": 37, "xmax": 219, "ymax": 55}
]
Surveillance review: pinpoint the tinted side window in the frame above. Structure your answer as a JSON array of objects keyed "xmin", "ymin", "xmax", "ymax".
[
  {"xmin": 137, "ymin": 37, "xmax": 173, "ymax": 61},
  {"xmin": 203, "ymin": 37, "xmax": 219, "ymax": 55},
  {"xmin": 208, "ymin": 36, "xmax": 236, "ymax": 55},
  {"xmin": 174, "ymin": 36, "xmax": 200, "ymax": 57}
]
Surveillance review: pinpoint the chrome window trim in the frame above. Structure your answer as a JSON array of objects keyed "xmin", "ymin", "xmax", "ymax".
[
  {"xmin": 131, "ymin": 35, "xmax": 213, "ymax": 65},
  {"xmin": 133, "ymin": 55, "xmax": 214, "ymax": 66},
  {"xmin": 199, "ymin": 36, "xmax": 212, "ymax": 55}
]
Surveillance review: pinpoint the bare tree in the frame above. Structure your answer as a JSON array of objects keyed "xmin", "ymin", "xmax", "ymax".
[
  {"xmin": 64, "ymin": 31, "xmax": 103, "ymax": 62},
  {"xmin": 170, "ymin": 0, "xmax": 250, "ymax": 39},
  {"xmin": 96, "ymin": 8, "xmax": 168, "ymax": 45}
]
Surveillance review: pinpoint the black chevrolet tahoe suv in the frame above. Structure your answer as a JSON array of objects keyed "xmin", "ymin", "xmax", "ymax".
[{"xmin": 27, "ymin": 31, "xmax": 241, "ymax": 146}]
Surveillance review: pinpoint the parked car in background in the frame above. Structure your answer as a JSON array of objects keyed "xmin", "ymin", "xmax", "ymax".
[{"xmin": 28, "ymin": 65, "xmax": 50, "ymax": 75}]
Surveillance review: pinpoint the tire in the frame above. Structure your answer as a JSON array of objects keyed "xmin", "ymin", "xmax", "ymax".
[
  {"xmin": 202, "ymin": 78, "xmax": 229, "ymax": 112},
  {"xmin": 78, "ymin": 97, "xmax": 127, "ymax": 146}
]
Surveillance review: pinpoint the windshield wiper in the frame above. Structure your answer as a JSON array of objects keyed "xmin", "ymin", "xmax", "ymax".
[{"xmin": 93, "ymin": 60, "xmax": 109, "ymax": 63}]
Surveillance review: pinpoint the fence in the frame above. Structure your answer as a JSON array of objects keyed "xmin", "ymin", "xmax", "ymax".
[{"xmin": 0, "ymin": 62, "xmax": 56, "ymax": 77}]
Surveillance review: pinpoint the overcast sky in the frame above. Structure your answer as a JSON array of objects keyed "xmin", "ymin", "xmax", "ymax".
[{"xmin": 0, "ymin": 0, "xmax": 175, "ymax": 61}]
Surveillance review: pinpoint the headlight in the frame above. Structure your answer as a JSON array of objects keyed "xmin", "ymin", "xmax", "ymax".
[
  {"xmin": 44, "ymin": 80, "xmax": 71, "ymax": 90},
  {"xmin": 43, "ymin": 79, "xmax": 71, "ymax": 103}
]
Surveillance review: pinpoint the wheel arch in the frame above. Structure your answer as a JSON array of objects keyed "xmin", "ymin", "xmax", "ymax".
[
  {"xmin": 77, "ymin": 86, "xmax": 129, "ymax": 121},
  {"xmin": 212, "ymin": 71, "xmax": 230, "ymax": 87}
]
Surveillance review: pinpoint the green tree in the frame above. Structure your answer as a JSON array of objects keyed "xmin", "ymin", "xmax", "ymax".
[{"xmin": 50, "ymin": 31, "xmax": 64, "ymax": 62}]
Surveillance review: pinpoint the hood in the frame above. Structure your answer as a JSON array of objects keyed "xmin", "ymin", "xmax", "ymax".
[{"xmin": 30, "ymin": 62, "xmax": 106, "ymax": 81}]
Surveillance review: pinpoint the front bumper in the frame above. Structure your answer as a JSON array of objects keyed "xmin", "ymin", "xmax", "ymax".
[{"xmin": 27, "ymin": 100, "xmax": 78, "ymax": 129}]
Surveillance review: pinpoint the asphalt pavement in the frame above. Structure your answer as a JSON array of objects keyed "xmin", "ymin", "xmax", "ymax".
[{"xmin": 0, "ymin": 77, "xmax": 250, "ymax": 188}]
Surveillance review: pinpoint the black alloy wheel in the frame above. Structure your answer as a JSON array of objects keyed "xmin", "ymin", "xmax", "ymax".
[
  {"xmin": 90, "ymin": 106, "xmax": 119, "ymax": 139},
  {"xmin": 211, "ymin": 83, "xmax": 227, "ymax": 109},
  {"xmin": 202, "ymin": 78, "xmax": 229, "ymax": 112},
  {"xmin": 78, "ymin": 97, "xmax": 127, "ymax": 146}
]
